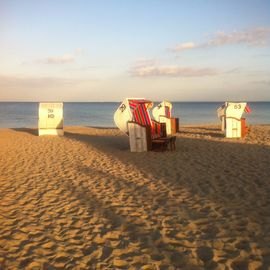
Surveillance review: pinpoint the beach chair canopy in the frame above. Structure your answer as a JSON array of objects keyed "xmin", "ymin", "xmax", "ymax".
[
  {"xmin": 114, "ymin": 98, "xmax": 153, "ymax": 134},
  {"xmin": 129, "ymin": 99, "xmax": 153, "ymax": 126},
  {"xmin": 217, "ymin": 103, "xmax": 226, "ymax": 120},
  {"xmin": 217, "ymin": 102, "xmax": 251, "ymax": 120},
  {"xmin": 152, "ymin": 101, "xmax": 172, "ymax": 121},
  {"xmin": 226, "ymin": 102, "xmax": 246, "ymax": 119}
]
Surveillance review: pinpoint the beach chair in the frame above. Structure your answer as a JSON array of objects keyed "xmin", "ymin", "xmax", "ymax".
[
  {"xmin": 114, "ymin": 98, "xmax": 167, "ymax": 152},
  {"xmin": 152, "ymin": 101, "xmax": 179, "ymax": 135},
  {"xmin": 38, "ymin": 103, "xmax": 64, "ymax": 136},
  {"xmin": 217, "ymin": 103, "xmax": 226, "ymax": 132},
  {"xmin": 217, "ymin": 102, "xmax": 251, "ymax": 138}
]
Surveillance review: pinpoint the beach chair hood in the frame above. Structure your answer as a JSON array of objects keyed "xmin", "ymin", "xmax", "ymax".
[
  {"xmin": 152, "ymin": 101, "xmax": 172, "ymax": 122},
  {"xmin": 114, "ymin": 98, "xmax": 153, "ymax": 134},
  {"xmin": 225, "ymin": 102, "xmax": 247, "ymax": 119},
  {"xmin": 217, "ymin": 103, "xmax": 226, "ymax": 120}
]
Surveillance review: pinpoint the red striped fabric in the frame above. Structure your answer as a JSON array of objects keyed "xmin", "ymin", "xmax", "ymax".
[
  {"xmin": 152, "ymin": 123, "xmax": 157, "ymax": 139},
  {"xmin": 133, "ymin": 107, "xmax": 140, "ymax": 123},
  {"xmin": 128, "ymin": 99, "xmax": 164, "ymax": 139},
  {"xmin": 165, "ymin": 106, "xmax": 171, "ymax": 117},
  {"xmin": 244, "ymin": 104, "xmax": 251, "ymax": 113},
  {"xmin": 151, "ymin": 121, "xmax": 163, "ymax": 139},
  {"xmin": 138, "ymin": 105, "xmax": 146, "ymax": 125},
  {"xmin": 143, "ymin": 104, "xmax": 152, "ymax": 125},
  {"xmin": 129, "ymin": 100, "xmax": 152, "ymax": 125}
]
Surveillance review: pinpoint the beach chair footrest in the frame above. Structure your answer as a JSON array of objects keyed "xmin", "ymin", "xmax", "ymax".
[{"xmin": 152, "ymin": 136, "xmax": 176, "ymax": 151}]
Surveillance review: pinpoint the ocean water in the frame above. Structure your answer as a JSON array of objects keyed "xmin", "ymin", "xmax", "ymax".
[{"xmin": 0, "ymin": 102, "xmax": 269, "ymax": 128}]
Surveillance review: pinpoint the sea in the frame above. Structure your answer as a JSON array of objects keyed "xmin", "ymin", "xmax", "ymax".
[{"xmin": 0, "ymin": 102, "xmax": 269, "ymax": 128}]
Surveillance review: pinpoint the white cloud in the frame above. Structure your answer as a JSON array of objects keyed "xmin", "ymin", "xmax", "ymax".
[
  {"xmin": 170, "ymin": 27, "xmax": 270, "ymax": 52},
  {"xmin": 36, "ymin": 48, "xmax": 85, "ymax": 65},
  {"xmin": 37, "ymin": 54, "xmax": 75, "ymax": 64},
  {"xmin": 130, "ymin": 58, "xmax": 219, "ymax": 77},
  {"xmin": 170, "ymin": 42, "xmax": 197, "ymax": 52},
  {"xmin": 206, "ymin": 27, "xmax": 270, "ymax": 47},
  {"xmin": 130, "ymin": 64, "xmax": 219, "ymax": 77},
  {"xmin": 133, "ymin": 58, "xmax": 157, "ymax": 67}
]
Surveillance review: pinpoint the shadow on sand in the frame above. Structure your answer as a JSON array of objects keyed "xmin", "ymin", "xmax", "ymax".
[
  {"xmin": 11, "ymin": 128, "xmax": 38, "ymax": 136},
  {"xmin": 63, "ymin": 127, "xmax": 270, "ymax": 269}
]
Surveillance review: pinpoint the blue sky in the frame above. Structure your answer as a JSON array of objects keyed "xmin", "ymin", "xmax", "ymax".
[{"xmin": 1, "ymin": 0, "xmax": 270, "ymax": 101}]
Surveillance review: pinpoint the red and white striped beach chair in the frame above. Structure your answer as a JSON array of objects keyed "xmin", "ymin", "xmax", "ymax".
[{"xmin": 114, "ymin": 98, "xmax": 167, "ymax": 152}]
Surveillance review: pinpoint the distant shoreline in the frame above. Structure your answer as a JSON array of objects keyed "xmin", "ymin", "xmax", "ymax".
[{"xmin": 1, "ymin": 123, "xmax": 270, "ymax": 130}]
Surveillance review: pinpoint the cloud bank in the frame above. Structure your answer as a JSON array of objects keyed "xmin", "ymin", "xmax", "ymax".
[
  {"xmin": 171, "ymin": 42, "xmax": 197, "ymax": 51},
  {"xmin": 0, "ymin": 74, "xmax": 99, "ymax": 101},
  {"xmin": 36, "ymin": 48, "xmax": 85, "ymax": 64},
  {"xmin": 252, "ymin": 80, "xmax": 270, "ymax": 85},
  {"xmin": 0, "ymin": 75, "xmax": 79, "ymax": 87},
  {"xmin": 130, "ymin": 64, "xmax": 219, "ymax": 77},
  {"xmin": 170, "ymin": 27, "xmax": 270, "ymax": 52},
  {"xmin": 38, "ymin": 54, "xmax": 75, "ymax": 64}
]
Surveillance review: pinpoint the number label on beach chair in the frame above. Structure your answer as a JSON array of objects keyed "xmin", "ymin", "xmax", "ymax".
[{"xmin": 234, "ymin": 104, "xmax": 241, "ymax": 110}]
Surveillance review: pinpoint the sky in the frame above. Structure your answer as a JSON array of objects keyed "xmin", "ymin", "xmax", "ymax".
[{"xmin": 0, "ymin": 0, "xmax": 270, "ymax": 101}]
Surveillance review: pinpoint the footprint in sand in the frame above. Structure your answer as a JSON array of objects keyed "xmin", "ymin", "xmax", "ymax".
[{"xmin": 196, "ymin": 246, "xmax": 214, "ymax": 262}]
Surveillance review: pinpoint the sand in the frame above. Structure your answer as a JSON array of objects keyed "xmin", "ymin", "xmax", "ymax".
[{"xmin": 0, "ymin": 125, "xmax": 269, "ymax": 270}]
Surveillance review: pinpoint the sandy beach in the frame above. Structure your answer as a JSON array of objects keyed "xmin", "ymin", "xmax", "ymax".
[{"xmin": 0, "ymin": 125, "xmax": 269, "ymax": 270}]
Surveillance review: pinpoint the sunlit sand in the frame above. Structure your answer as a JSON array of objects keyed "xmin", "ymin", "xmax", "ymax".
[{"xmin": 0, "ymin": 125, "xmax": 269, "ymax": 269}]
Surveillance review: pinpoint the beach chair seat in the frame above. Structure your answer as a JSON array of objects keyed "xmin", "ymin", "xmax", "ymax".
[
  {"xmin": 156, "ymin": 136, "xmax": 176, "ymax": 151},
  {"xmin": 152, "ymin": 138, "xmax": 169, "ymax": 152}
]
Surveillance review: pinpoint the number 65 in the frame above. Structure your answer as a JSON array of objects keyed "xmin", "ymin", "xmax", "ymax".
[{"xmin": 234, "ymin": 104, "xmax": 241, "ymax": 109}]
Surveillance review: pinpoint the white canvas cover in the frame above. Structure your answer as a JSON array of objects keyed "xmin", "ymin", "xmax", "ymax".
[
  {"xmin": 152, "ymin": 101, "xmax": 172, "ymax": 122},
  {"xmin": 152, "ymin": 101, "xmax": 174, "ymax": 135},
  {"xmin": 38, "ymin": 103, "xmax": 64, "ymax": 136},
  {"xmin": 114, "ymin": 99, "xmax": 133, "ymax": 134}
]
